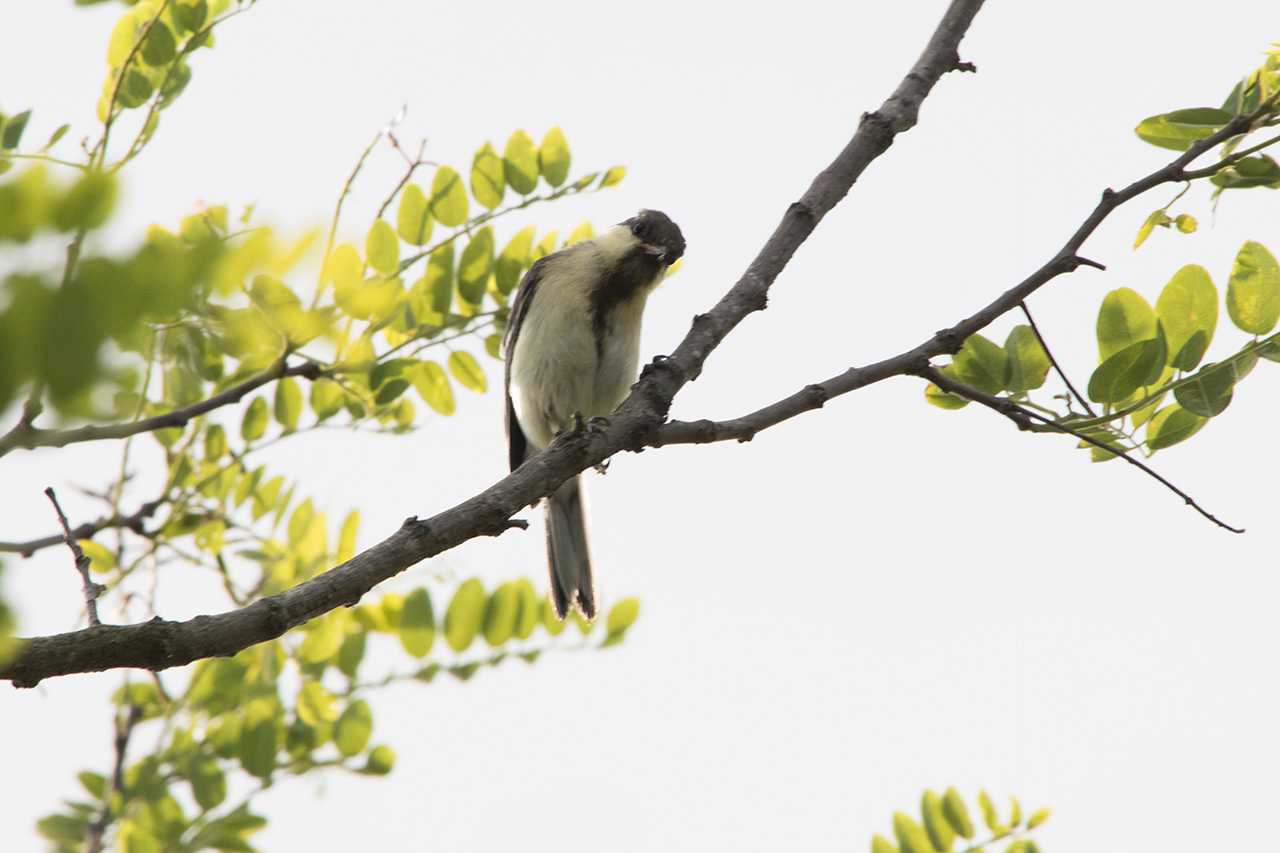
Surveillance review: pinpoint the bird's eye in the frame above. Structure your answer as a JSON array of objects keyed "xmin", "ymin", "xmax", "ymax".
[{"xmin": 631, "ymin": 221, "xmax": 647, "ymax": 238}]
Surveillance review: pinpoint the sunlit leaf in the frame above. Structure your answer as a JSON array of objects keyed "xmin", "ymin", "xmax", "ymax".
[
  {"xmin": 503, "ymin": 130, "xmax": 539, "ymax": 195},
  {"xmin": 1097, "ymin": 287, "xmax": 1157, "ymax": 361},
  {"xmin": 428, "ymin": 166, "xmax": 468, "ymax": 227},
  {"xmin": 1226, "ymin": 240, "xmax": 1280, "ymax": 335},
  {"xmin": 1146, "ymin": 404, "xmax": 1207, "ymax": 450},
  {"xmin": 457, "ymin": 226, "xmax": 494, "ymax": 304},
  {"xmin": 951, "ymin": 334, "xmax": 1006, "ymax": 395},
  {"xmin": 273, "ymin": 376, "xmax": 302, "ymax": 430},
  {"xmin": 538, "ymin": 126, "xmax": 571, "ymax": 187},
  {"xmin": 444, "ymin": 578, "xmax": 486, "ymax": 652},
  {"xmin": 412, "ymin": 360, "xmax": 455, "ymax": 415},
  {"xmin": 241, "ymin": 396, "xmax": 268, "ymax": 441},
  {"xmin": 1134, "ymin": 107, "xmax": 1232, "ymax": 151},
  {"xmin": 1157, "ymin": 264, "xmax": 1217, "ymax": 370},
  {"xmin": 335, "ymin": 700, "xmax": 373, "ymax": 757},
  {"xmin": 448, "ymin": 351, "xmax": 486, "ymax": 392},
  {"xmin": 470, "ymin": 142, "xmax": 505, "ymax": 210},
  {"xmin": 396, "ymin": 183, "xmax": 432, "ymax": 246},
  {"xmin": 1003, "ymin": 325, "xmax": 1051, "ymax": 392},
  {"xmin": 399, "ymin": 587, "xmax": 435, "ymax": 657}
]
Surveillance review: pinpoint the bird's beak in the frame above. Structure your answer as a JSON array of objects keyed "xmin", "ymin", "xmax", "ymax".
[{"xmin": 640, "ymin": 243, "xmax": 667, "ymax": 262}]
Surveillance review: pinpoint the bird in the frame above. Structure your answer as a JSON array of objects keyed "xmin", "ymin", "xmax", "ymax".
[{"xmin": 503, "ymin": 209, "xmax": 686, "ymax": 620}]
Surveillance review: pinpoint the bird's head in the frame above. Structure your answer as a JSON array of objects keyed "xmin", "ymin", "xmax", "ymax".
[{"xmin": 620, "ymin": 209, "xmax": 685, "ymax": 266}]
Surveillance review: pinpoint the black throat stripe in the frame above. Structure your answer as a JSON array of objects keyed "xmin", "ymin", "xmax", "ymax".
[{"xmin": 589, "ymin": 248, "xmax": 661, "ymax": 357}]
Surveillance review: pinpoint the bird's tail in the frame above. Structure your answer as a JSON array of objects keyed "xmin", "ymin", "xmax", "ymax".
[{"xmin": 545, "ymin": 474, "xmax": 595, "ymax": 620}]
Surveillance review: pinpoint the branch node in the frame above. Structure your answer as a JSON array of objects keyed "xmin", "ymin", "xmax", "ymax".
[
  {"xmin": 1072, "ymin": 255, "xmax": 1107, "ymax": 272},
  {"xmin": 1101, "ymin": 187, "xmax": 1117, "ymax": 201},
  {"xmin": 933, "ymin": 329, "xmax": 964, "ymax": 354},
  {"xmin": 43, "ymin": 487, "xmax": 103, "ymax": 627},
  {"xmin": 804, "ymin": 383, "xmax": 830, "ymax": 408},
  {"xmin": 952, "ymin": 58, "xmax": 977, "ymax": 73}
]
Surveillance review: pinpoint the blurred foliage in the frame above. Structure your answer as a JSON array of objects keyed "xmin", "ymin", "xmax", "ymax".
[
  {"xmin": 926, "ymin": 45, "xmax": 1280, "ymax": 464},
  {"xmin": 870, "ymin": 788, "xmax": 1051, "ymax": 853},
  {"xmin": 0, "ymin": 3, "xmax": 643, "ymax": 850}
]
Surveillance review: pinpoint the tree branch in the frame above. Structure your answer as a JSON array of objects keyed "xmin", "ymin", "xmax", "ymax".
[
  {"xmin": 0, "ymin": 358, "xmax": 323, "ymax": 459},
  {"xmin": 44, "ymin": 487, "xmax": 105, "ymax": 626},
  {"xmin": 1018, "ymin": 299, "xmax": 1097, "ymax": 417},
  {"xmin": 0, "ymin": 493, "xmax": 166, "ymax": 557},
  {"xmin": 918, "ymin": 366, "xmax": 1244, "ymax": 533},
  {"xmin": 0, "ymin": 0, "xmax": 989, "ymax": 687},
  {"xmin": 14, "ymin": 0, "xmax": 1260, "ymax": 684}
]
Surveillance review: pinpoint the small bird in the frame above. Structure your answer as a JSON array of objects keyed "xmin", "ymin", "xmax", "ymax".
[{"xmin": 504, "ymin": 209, "xmax": 686, "ymax": 619}]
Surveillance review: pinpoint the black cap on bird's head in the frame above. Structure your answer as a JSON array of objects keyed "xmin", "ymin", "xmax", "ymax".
[{"xmin": 622, "ymin": 209, "xmax": 685, "ymax": 265}]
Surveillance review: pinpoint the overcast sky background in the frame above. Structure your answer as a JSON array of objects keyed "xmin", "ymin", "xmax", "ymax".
[{"xmin": 4, "ymin": 2, "xmax": 1280, "ymax": 850}]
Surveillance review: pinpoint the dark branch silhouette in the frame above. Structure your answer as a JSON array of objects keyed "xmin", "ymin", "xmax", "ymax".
[
  {"xmin": 0, "ymin": 358, "xmax": 322, "ymax": 458},
  {"xmin": 43, "ymin": 488, "xmax": 105, "ymax": 626},
  {"xmin": 1, "ymin": 0, "xmax": 1261, "ymax": 687}
]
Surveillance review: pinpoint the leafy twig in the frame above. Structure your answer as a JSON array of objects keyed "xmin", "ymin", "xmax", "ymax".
[{"xmin": 44, "ymin": 488, "xmax": 106, "ymax": 625}]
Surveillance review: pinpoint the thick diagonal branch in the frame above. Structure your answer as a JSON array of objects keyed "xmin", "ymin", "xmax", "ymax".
[
  {"xmin": 0, "ymin": 358, "xmax": 322, "ymax": 458},
  {"xmin": 0, "ymin": 0, "xmax": 988, "ymax": 688}
]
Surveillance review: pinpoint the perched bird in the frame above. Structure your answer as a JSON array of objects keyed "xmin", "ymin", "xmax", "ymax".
[{"xmin": 504, "ymin": 209, "xmax": 686, "ymax": 619}]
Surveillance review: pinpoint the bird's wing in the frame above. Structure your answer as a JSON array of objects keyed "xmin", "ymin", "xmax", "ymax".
[{"xmin": 504, "ymin": 256, "xmax": 551, "ymax": 473}]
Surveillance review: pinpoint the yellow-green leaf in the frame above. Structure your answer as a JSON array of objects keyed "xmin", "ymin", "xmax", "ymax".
[
  {"xmin": 241, "ymin": 396, "xmax": 268, "ymax": 441},
  {"xmin": 1226, "ymin": 240, "xmax": 1280, "ymax": 335},
  {"xmin": 457, "ymin": 226, "xmax": 494, "ymax": 304},
  {"xmin": 396, "ymin": 183, "xmax": 432, "ymax": 246},
  {"xmin": 445, "ymin": 578, "xmax": 486, "ymax": 652},
  {"xmin": 79, "ymin": 539, "xmax": 116, "ymax": 574},
  {"xmin": 1157, "ymin": 264, "xmax": 1217, "ymax": 370},
  {"xmin": 1026, "ymin": 807, "xmax": 1051, "ymax": 830},
  {"xmin": 503, "ymin": 130, "xmax": 539, "ymax": 195},
  {"xmin": 470, "ymin": 142, "xmax": 505, "ymax": 210},
  {"xmin": 538, "ymin": 126, "xmax": 571, "ymax": 187},
  {"xmin": 296, "ymin": 679, "xmax": 338, "ymax": 727},
  {"xmin": 334, "ymin": 700, "xmax": 373, "ymax": 757},
  {"xmin": 942, "ymin": 788, "xmax": 974, "ymax": 839},
  {"xmin": 1097, "ymin": 287, "xmax": 1157, "ymax": 361},
  {"xmin": 482, "ymin": 583, "xmax": 519, "ymax": 647},
  {"xmin": 337, "ymin": 510, "xmax": 359, "ymax": 563},
  {"xmin": 1133, "ymin": 209, "xmax": 1172, "ymax": 249},
  {"xmin": 606, "ymin": 597, "xmax": 640, "ymax": 638},
  {"xmin": 599, "ymin": 166, "xmax": 626, "ymax": 188},
  {"xmin": 428, "ymin": 166, "xmax": 468, "ymax": 227},
  {"xmin": 399, "ymin": 587, "xmax": 435, "ymax": 658},
  {"xmin": 273, "ymin": 377, "xmax": 302, "ymax": 431},
  {"xmin": 893, "ymin": 812, "xmax": 937, "ymax": 853},
  {"xmin": 310, "ymin": 379, "xmax": 344, "ymax": 421},
  {"xmin": 1003, "ymin": 325, "xmax": 1051, "ymax": 392},
  {"xmin": 495, "ymin": 225, "xmax": 535, "ymax": 295},
  {"xmin": 1134, "ymin": 107, "xmax": 1232, "ymax": 151},
  {"xmin": 448, "ymin": 351, "xmax": 486, "ymax": 393},
  {"xmin": 412, "ymin": 360, "xmax": 455, "ymax": 415},
  {"xmin": 365, "ymin": 219, "xmax": 399, "ymax": 275},
  {"xmin": 921, "ymin": 790, "xmax": 955, "ymax": 852},
  {"xmin": 951, "ymin": 334, "xmax": 1006, "ymax": 395}
]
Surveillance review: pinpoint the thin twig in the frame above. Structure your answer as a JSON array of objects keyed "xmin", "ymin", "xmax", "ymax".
[
  {"xmin": 85, "ymin": 703, "xmax": 143, "ymax": 853},
  {"xmin": 44, "ymin": 488, "xmax": 105, "ymax": 625},
  {"xmin": 375, "ymin": 138, "xmax": 429, "ymax": 220},
  {"xmin": 1018, "ymin": 299, "xmax": 1097, "ymax": 417},
  {"xmin": 920, "ymin": 366, "xmax": 1243, "ymax": 533},
  {"xmin": 0, "ymin": 359, "xmax": 323, "ymax": 458},
  {"xmin": 0, "ymin": 492, "xmax": 166, "ymax": 557}
]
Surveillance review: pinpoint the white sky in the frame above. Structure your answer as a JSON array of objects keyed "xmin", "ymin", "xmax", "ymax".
[{"xmin": 4, "ymin": 1, "xmax": 1279, "ymax": 850}]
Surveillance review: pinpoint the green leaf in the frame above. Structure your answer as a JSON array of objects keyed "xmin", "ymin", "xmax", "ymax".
[
  {"xmin": 482, "ymin": 583, "xmax": 519, "ymax": 647},
  {"xmin": 298, "ymin": 613, "xmax": 344, "ymax": 664},
  {"xmin": 1157, "ymin": 264, "xmax": 1217, "ymax": 370},
  {"xmin": 273, "ymin": 376, "xmax": 302, "ymax": 430},
  {"xmin": 337, "ymin": 510, "xmax": 359, "ymax": 563},
  {"xmin": 174, "ymin": 0, "xmax": 209, "ymax": 33},
  {"xmin": 871, "ymin": 836, "xmax": 900, "ymax": 853},
  {"xmin": 1133, "ymin": 209, "xmax": 1172, "ymax": 249},
  {"xmin": 1175, "ymin": 213, "xmax": 1197, "ymax": 233},
  {"xmin": 942, "ymin": 788, "xmax": 974, "ymax": 839},
  {"xmin": 1210, "ymin": 154, "xmax": 1280, "ymax": 190},
  {"xmin": 399, "ymin": 587, "xmax": 435, "ymax": 657},
  {"xmin": 428, "ymin": 166, "xmax": 468, "ymax": 227},
  {"xmin": 606, "ymin": 597, "xmax": 640, "ymax": 640},
  {"xmin": 1087, "ymin": 336, "xmax": 1166, "ymax": 403},
  {"xmin": 457, "ymin": 226, "xmax": 495, "ymax": 304},
  {"xmin": 448, "ymin": 351, "xmax": 486, "ymax": 393},
  {"xmin": 412, "ymin": 360, "xmax": 455, "ymax": 415},
  {"xmin": 599, "ymin": 166, "xmax": 626, "ymax": 188},
  {"xmin": 240, "ymin": 396, "xmax": 268, "ymax": 441},
  {"xmin": 1097, "ymin": 287, "xmax": 1157, "ymax": 361},
  {"xmin": 921, "ymin": 790, "xmax": 955, "ymax": 852},
  {"xmin": 79, "ymin": 539, "xmax": 116, "ymax": 574},
  {"xmin": 495, "ymin": 225, "xmax": 536, "ymax": 295},
  {"xmin": 512, "ymin": 579, "xmax": 540, "ymax": 640},
  {"xmin": 1003, "ymin": 325, "xmax": 1051, "ymax": 392},
  {"xmin": 1134, "ymin": 107, "xmax": 1232, "ymax": 151},
  {"xmin": 1226, "ymin": 241, "xmax": 1280, "ymax": 335},
  {"xmin": 538, "ymin": 126, "xmax": 571, "ymax": 187},
  {"xmin": 335, "ymin": 700, "xmax": 373, "ymax": 757},
  {"xmin": 238, "ymin": 697, "xmax": 280, "ymax": 780},
  {"xmin": 503, "ymin": 130, "xmax": 539, "ymax": 194},
  {"xmin": 310, "ymin": 378, "xmax": 344, "ymax": 421},
  {"xmin": 1173, "ymin": 355, "xmax": 1252, "ymax": 417},
  {"xmin": 366, "ymin": 219, "xmax": 400, "ymax": 275},
  {"xmin": 977, "ymin": 790, "xmax": 999, "ymax": 832},
  {"xmin": 1, "ymin": 109, "xmax": 31, "ymax": 150},
  {"xmin": 1146, "ymin": 404, "xmax": 1207, "ymax": 450},
  {"xmin": 445, "ymin": 578, "xmax": 486, "ymax": 652},
  {"xmin": 395, "ymin": 183, "xmax": 432, "ymax": 246},
  {"xmin": 52, "ymin": 170, "xmax": 117, "ymax": 231},
  {"xmin": 924, "ymin": 372, "xmax": 969, "ymax": 410},
  {"xmin": 337, "ymin": 629, "xmax": 366, "ymax": 678},
  {"xmin": 892, "ymin": 812, "xmax": 937, "ymax": 853},
  {"xmin": 297, "ymin": 679, "xmax": 338, "ymax": 727},
  {"xmin": 188, "ymin": 756, "xmax": 226, "ymax": 810},
  {"xmin": 951, "ymin": 334, "xmax": 1006, "ymax": 395},
  {"xmin": 1026, "ymin": 808, "xmax": 1051, "ymax": 830},
  {"xmin": 470, "ymin": 142, "xmax": 505, "ymax": 210},
  {"xmin": 485, "ymin": 333, "xmax": 503, "ymax": 360},
  {"xmin": 140, "ymin": 20, "xmax": 176, "ymax": 65},
  {"xmin": 363, "ymin": 744, "xmax": 395, "ymax": 775}
]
